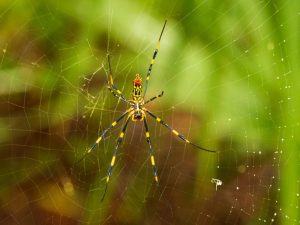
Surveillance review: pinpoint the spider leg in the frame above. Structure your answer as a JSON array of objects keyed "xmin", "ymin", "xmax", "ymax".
[
  {"xmin": 106, "ymin": 54, "xmax": 130, "ymax": 104},
  {"xmin": 143, "ymin": 20, "xmax": 167, "ymax": 98},
  {"xmin": 143, "ymin": 117, "xmax": 159, "ymax": 184},
  {"xmin": 107, "ymin": 86, "xmax": 131, "ymax": 104},
  {"xmin": 144, "ymin": 109, "xmax": 216, "ymax": 153},
  {"xmin": 101, "ymin": 113, "xmax": 132, "ymax": 201},
  {"xmin": 74, "ymin": 109, "xmax": 132, "ymax": 165},
  {"xmin": 144, "ymin": 91, "xmax": 164, "ymax": 105}
]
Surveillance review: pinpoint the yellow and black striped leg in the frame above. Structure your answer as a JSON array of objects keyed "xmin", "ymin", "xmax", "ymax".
[
  {"xmin": 74, "ymin": 110, "xmax": 132, "ymax": 165},
  {"xmin": 106, "ymin": 54, "xmax": 130, "ymax": 104},
  {"xmin": 144, "ymin": 91, "xmax": 164, "ymax": 105},
  {"xmin": 107, "ymin": 86, "xmax": 131, "ymax": 104},
  {"xmin": 145, "ymin": 109, "xmax": 216, "ymax": 153},
  {"xmin": 101, "ymin": 115, "xmax": 131, "ymax": 201},
  {"xmin": 143, "ymin": 118, "xmax": 159, "ymax": 184},
  {"xmin": 143, "ymin": 20, "xmax": 167, "ymax": 98}
]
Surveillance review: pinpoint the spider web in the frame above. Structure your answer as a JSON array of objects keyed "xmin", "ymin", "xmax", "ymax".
[{"xmin": 0, "ymin": 0, "xmax": 299, "ymax": 224}]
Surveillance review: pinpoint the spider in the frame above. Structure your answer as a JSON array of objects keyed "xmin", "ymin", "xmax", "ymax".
[{"xmin": 76, "ymin": 20, "xmax": 216, "ymax": 200}]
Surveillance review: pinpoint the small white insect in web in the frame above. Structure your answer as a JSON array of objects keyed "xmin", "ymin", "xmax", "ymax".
[{"xmin": 211, "ymin": 178, "xmax": 222, "ymax": 191}]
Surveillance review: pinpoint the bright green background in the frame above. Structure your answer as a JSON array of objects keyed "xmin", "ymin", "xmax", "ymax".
[{"xmin": 0, "ymin": 0, "xmax": 299, "ymax": 224}]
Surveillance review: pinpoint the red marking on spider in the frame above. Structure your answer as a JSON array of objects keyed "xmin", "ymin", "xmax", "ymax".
[{"xmin": 133, "ymin": 74, "xmax": 142, "ymax": 86}]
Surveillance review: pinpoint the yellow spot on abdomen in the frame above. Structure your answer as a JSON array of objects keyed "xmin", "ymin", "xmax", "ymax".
[
  {"xmin": 156, "ymin": 117, "xmax": 161, "ymax": 122},
  {"xmin": 112, "ymin": 121, "xmax": 117, "ymax": 127},
  {"xmin": 146, "ymin": 132, "xmax": 150, "ymax": 138},
  {"xmin": 119, "ymin": 132, "xmax": 124, "ymax": 138}
]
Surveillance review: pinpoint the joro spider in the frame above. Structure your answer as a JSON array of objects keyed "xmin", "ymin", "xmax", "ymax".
[{"xmin": 76, "ymin": 20, "xmax": 216, "ymax": 200}]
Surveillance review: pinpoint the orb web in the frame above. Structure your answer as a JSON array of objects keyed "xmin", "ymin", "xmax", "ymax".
[{"xmin": 0, "ymin": 1, "xmax": 298, "ymax": 225}]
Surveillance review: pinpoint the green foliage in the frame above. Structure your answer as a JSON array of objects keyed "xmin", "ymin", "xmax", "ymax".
[{"xmin": 0, "ymin": 0, "xmax": 299, "ymax": 224}]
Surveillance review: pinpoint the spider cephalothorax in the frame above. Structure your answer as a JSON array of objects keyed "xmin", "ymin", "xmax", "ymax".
[{"xmin": 75, "ymin": 20, "xmax": 216, "ymax": 201}]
